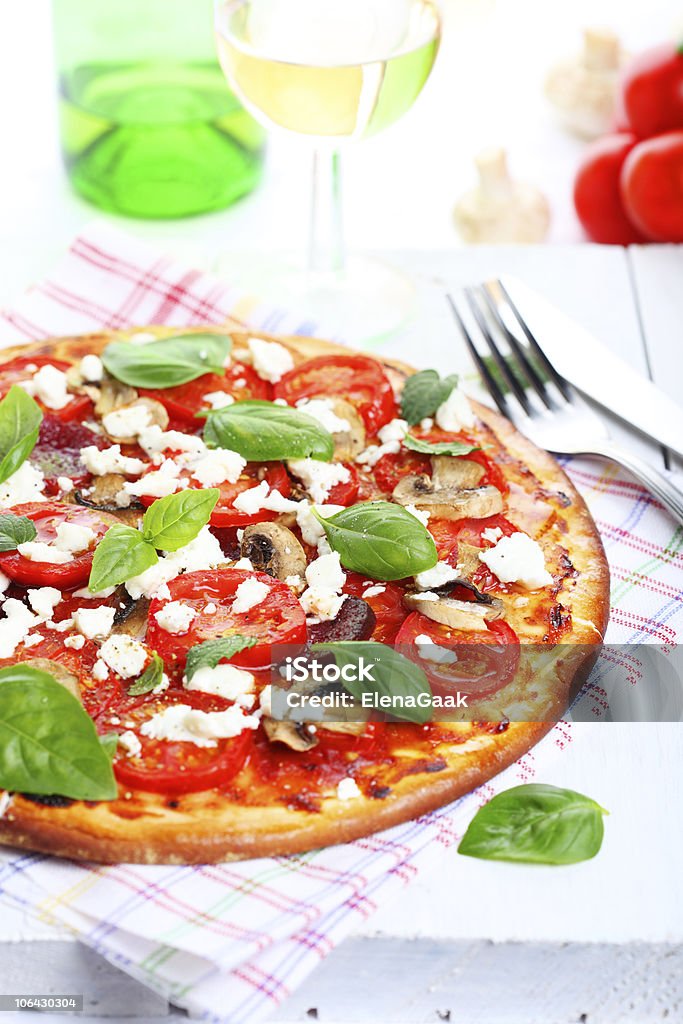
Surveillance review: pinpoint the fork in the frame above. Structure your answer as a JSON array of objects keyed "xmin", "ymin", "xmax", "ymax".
[{"xmin": 448, "ymin": 279, "xmax": 683, "ymax": 527}]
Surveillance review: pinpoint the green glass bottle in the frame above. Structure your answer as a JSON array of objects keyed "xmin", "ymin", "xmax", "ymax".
[{"xmin": 53, "ymin": 0, "xmax": 265, "ymax": 219}]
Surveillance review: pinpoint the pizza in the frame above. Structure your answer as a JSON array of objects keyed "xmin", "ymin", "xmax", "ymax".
[{"xmin": 0, "ymin": 325, "xmax": 609, "ymax": 864}]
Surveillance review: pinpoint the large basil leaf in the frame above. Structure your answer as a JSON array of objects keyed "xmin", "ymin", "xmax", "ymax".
[
  {"xmin": 142, "ymin": 488, "xmax": 219, "ymax": 552},
  {"xmin": 204, "ymin": 400, "xmax": 334, "ymax": 462},
  {"xmin": 0, "ymin": 665, "xmax": 117, "ymax": 801},
  {"xmin": 102, "ymin": 333, "xmax": 232, "ymax": 389},
  {"xmin": 401, "ymin": 369, "xmax": 459, "ymax": 426},
  {"xmin": 185, "ymin": 636, "xmax": 257, "ymax": 682},
  {"xmin": 89, "ymin": 524, "xmax": 158, "ymax": 593},
  {"xmin": 458, "ymin": 784, "xmax": 608, "ymax": 865},
  {"xmin": 314, "ymin": 501, "xmax": 437, "ymax": 581},
  {"xmin": 0, "ymin": 386, "xmax": 43, "ymax": 485},
  {"xmin": 311, "ymin": 641, "xmax": 432, "ymax": 724},
  {"xmin": 127, "ymin": 653, "xmax": 165, "ymax": 696},
  {"xmin": 0, "ymin": 513, "xmax": 37, "ymax": 552},
  {"xmin": 404, "ymin": 436, "xmax": 480, "ymax": 457}
]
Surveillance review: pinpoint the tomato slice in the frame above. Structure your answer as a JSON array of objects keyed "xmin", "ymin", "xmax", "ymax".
[
  {"xmin": 146, "ymin": 568, "xmax": 307, "ymax": 671},
  {"xmin": 0, "ymin": 356, "xmax": 92, "ymax": 423},
  {"xmin": 373, "ymin": 449, "xmax": 430, "ymax": 494},
  {"xmin": 141, "ymin": 362, "xmax": 271, "ymax": 424},
  {"xmin": 343, "ymin": 572, "xmax": 408, "ymax": 643},
  {"xmin": 111, "ymin": 690, "xmax": 253, "ymax": 795},
  {"xmin": 326, "ymin": 462, "xmax": 359, "ymax": 506},
  {"xmin": 0, "ymin": 502, "xmax": 119, "ymax": 587},
  {"xmin": 395, "ymin": 612, "xmax": 519, "ymax": 700},
  {"xmin": 274, "ymin": 354, "xmax": 398, "ymax": 435},
  {"xmin": 138, "ymin": 463, "xmax": 292, "ymax": 528},
  {"xmin": 32, "ymin": 414, "xmax": 106, "ymax": 494}
]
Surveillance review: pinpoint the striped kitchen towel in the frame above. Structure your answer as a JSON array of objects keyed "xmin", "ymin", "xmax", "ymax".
[{"xmin": 0, "ymin": 221, "xmax": 681, "ymax": 1023}]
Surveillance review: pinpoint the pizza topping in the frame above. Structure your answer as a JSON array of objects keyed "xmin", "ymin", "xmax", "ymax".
[
  {"xmin": 204, "ymin": 400, "xmax": 334, "ymax": 463},
  {"xmin": 0, "ymin": 598, "xmax": 39, "ymax": 657},
  {"xmin": 79, "ymin": 355, "xmax": 104, "ymax": 383},
  {"xmin": 262, "ymin": 717, "xmax": 318, "ymax": 752},
  {"xmin": 400, "ymin": 369, "xmax": 460, "ymax": 425},
  {"xmin": 232, "ymin": 577, "xmax": 270, "ymax": 614},
  {"xmin": 27, "ymin": 586, "xmax": 61, "ymax": 618},
  {"xmin": 99, "ymin": 634, "xmax": 148, "ymax": 678},
  {"xmin": 102, "ymin": 333, "xmax": 232, "ymax": 389},
  {"xmin": 101, "ymin": 398, "xmax": 168, "ymax": 444},
  {"xmin": 232, "ymin": 479, "xmax": 298, "ymax": 516},
  {"xmin": 203, "ymin": 391, "xmax": 235, "ymax": 410},
  {"xmin": 138, "ymin": 425, "xmax": 206, "ymax": 458},
  {"xmin": 288, "ymin": 458, "xmax": 351, "ymax": 503},
  {"xmin": 0, "ymin": 463, "xmax": 47, "ymax": 507},
  {"xmin": 184, "ymin": 662, "xmax": 255, "ymax": 704},
  {"xmin": 336, "ymin": 776, "xmax": 362, "ymax": 800},
  {"xmin": 19, "ymin": 364, "xmax": 71, "ymax": 411},
  {"xmin": 414, "ymin": 633, "xmax": 458, "ymax": 664},
  {"xmin": 189, "ymin": 448, "xmax": 246, "ymax": 487},
  {"xmin": 431, "ymin": 455, "xmax": 485, "ymax": 489},
  {"xmin": 247, "ymin": 337, "xmax": 294, "ymax": 383},
  {"xmin": 404, "ymin": 590, "xmax": 502, "ymax": 631},
  {"xmin": 307, "ymin": 594, "xmax": 376, "ymax": 642},
  {"xmin": 73, "ymin": 606, "xmax": 116, "ymax": 640},
  {"xmin": 299, "ymin": 396, "xmax": 366, "ymax": 461},
  {"xmin": 300, "ymin": 551, "xmax": 347, "ymax": 623},
  {"xmin": 17, "ymin": 540, "xmax": 72, "ymax": 564},
  {"xmin": 404, "ymin": 503, "xmax": 431, "ymax": 527},
  {"xmin": 153, "ymin": 600, "xmax": 197, "ymax": 635},
  {"xmin": 393, "ymin": 472, "xmax": 504, "ymax": 521},
  {"xmin": 125, "ymin": 526, "xmax": 226, "ymax": 599},
  {"xmin": 435, "ymin": 387, "xmax": 475, "ymax": 432},
  {"xmin": 118, "ymin": 730, "xmax": 142, "ymax": 757},
  {"xmin": 296, "ymin": 501, "xmax": 343, "ymax": 549},
  {"xmin": 479, "ymin": 531, "xmax": 553, "ymax": 590},
  {"xmin": 140, "ymin": 702, "xmax": 260, "ymax": 747},
  {"xmin": 80, "ymin": 445, "xmax": 145, "ymax": 477},
  {"xmin": 240, "ymin": 521, "xmax": 307, "ymax": 582}
]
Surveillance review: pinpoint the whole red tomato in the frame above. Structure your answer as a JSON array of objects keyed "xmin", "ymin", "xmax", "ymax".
[
  {"xmin": 573, "ymin": 133, "xmax": 644, "ymax": 244},
  {"xmin": 621, "ymin": 43, "xmax": 683, "ymax": 138},
  {"xmin": 620, "ymin": 130, "xmax": 683, "ymax": 241}
]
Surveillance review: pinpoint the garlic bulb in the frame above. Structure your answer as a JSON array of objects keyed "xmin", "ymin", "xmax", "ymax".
[
  {"xmin": 545, "ymin": 28, "xmax": 625, "ymax": 139},
  {"xmin": 453, "ymin": 149, "xmax": 550, "ymax": 245}
]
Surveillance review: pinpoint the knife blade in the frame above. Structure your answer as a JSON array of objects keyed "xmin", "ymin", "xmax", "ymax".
[{"xmin": 496, "ymin": 275, "xmax": 683, "ymax": 460}]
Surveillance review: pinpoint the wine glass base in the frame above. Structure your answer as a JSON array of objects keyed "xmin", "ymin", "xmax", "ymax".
[{"xmin": 215, "ymin": 253, "xmax": 416, "ymax": 345}]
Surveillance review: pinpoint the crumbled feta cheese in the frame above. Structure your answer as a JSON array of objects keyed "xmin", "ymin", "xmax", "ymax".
[
  {"xmin": 232, "ymin": 480, "xmax": 298, "ymax": 515},
  {"xmin": 79, "ymin": 354, "xmax": 103, "ymax": 382},
  {"xmin": 296, "ymin": 398, "xmax": 350, "ymax": 434},
  {"xmin": 140, "ymin": 703, "xmax": 260, "ymax": 747},
  {"xmin": 80, "ymin": 444, "xmax": 145, "ymax": 477},
  {"xmin": 202, "ymin": 391, "xmax": 234, "ymax": 410},
  {"xmin": 414, "ymin": 560, "xmax": 460, "ymax": 591},
  {"xmin": 233, "ymin": 577, "xmax": 270, "ymax": 615},
  {"xmin": 0, "ymin": 599, "xmax": 38, "ymax": 657},
  {"xmin": 233, "ymin": 557, "xmax": 254, "ymax": 571},
  {"xmin": 247, "ymin": 337, "xmax": 294, "ymax": 383},
  {"xmin": 17, "ymin": 541, "xmax": 72, "ymax": 564},
  {"xmin": 190, "ymin": 448, "xmax": 246, "ymax": 487},
  {"xmin": 204, "ymin": 602, "xmax": 217, "ymax": 615},
  {"xmin": 336, "ymin": 777, "xmax": 361, "ymax": 800},
  {"xmin": 355, "ymin": 440, "xmax": 400, "ymax": 468},
  {"xmin": 435, "ymin": 387, "xmax": 475, "ymax": 432},
  {"xmin": 73, "ymin": 584, "xmax": 116, "ymax": 599},
  {"xmin": 295, "ymin": 502, "xmax": 342, "ymax": 550},
  {"xmin": 288, "ymin": 458, "xmax": 351, "ymax": 504},
  {"xmin": 92, "ymin": 659, "xmax": 109, "ymax": 681},
  {"xmin": 118, "ymin": 730, "xmax": 142, "ymax": 757},
  {"xmin": 20, "ymin": 364, "xmax": 71, "ymax": 410},
  {"xmin": 99, "ymin": 635, "xmax": 148, "ymax": 678},
  {"xmin": 377, "ymin": 418, "xmax": 408, "ymax": 445},
  {"xmin": 23, "ymin": 633, "xmax": 44, "ymax": 648},
  {"xmin": 285, "ymin": 574, "xmax": 304, "ymax": 590},
  {"xmin": 0, "ymin": 571, "xmax": 11, "ymax": 595},
  {"xmin": 362, "ymin": 585, "xmax": 386, "ymax": 598},
  {"xmin": 0, "ymin": 462, "xmax": 46, "ymax": 506},
  {"xmin": 137, "ymin": 426, "xmax": 206, "ymax": 458},
  {"xmin": 102, "ymin": 403, "xmax": 154, "ymax": 439},
  {"xmin": 57, "ymin": 476, "xmax": 74, "ymax": 493},
  {"xmin": 27, "ymin": 587, "xmax": 61, "ymax": 620},
  {"xmin": 405, "ymin": 503, "xmax": 430, "ymax": 527},
  {"xmin": 125, "ymin": 526, "xmax": 226, "ymax": 599},
  {"xmin": 185, "ymin": 663, "xmax": 255, "ymax": 703},
  {"xmin": 305, "ymin": 551, "xmax": 346, "ymax": 592},
  {"xmin": 300, "ymin": 552, "xmax": 347, "ymax": 622},
  {"xmin": 300, "ymin": 588, "xmax": 347, "ymax": 621},
  {"xmin": 479, "ymin": 532, "xmax": 553, "ymax": 590},
  {"xmin": 154, "ymin": 601, "xmax": 197, "ymax": 635},
  {"xmin": 420, "ymin": 417, "xmax": 434, "ymax": 430},
  {"xmin": 482, "ymin": 526, "xmax": 504, "ymax": 545},
  {"xmin": 414, "ymin": 633, "xmax": 458, "ymax": 664},
  {"xmin": 125, "ymin": 458, "xmax": 182, "ymax": 498},
  {"xmin": 73, "ymin": 606, "xmax": 116, "ymax": 639},
  {"xmin": 54, "ymin": 522, "xmax": 96, "ymax": 554},
  {"xmin": 64, "ymin": 634, "xmax": 86, "ymax": 650},
  {"xmin": 259, "ymin": 684, "xmax": 272, "ymax": 716}
]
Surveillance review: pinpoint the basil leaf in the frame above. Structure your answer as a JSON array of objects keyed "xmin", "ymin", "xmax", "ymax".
[
  {"xmin": 458, "ymin": 784, "xmax": 608, "ymax": 865},
  {"xmin": 102, "ymin": 333, "xmax": 232, "ymax": 389},
  {"xmin": 404, "ymin": 436, "xmax": 480, "ymax": 456},
  {"xmin": 401, "ymin": 370, "xmax": 459, "ymax": 426},
  {"xmin": 99, "ymin": 732, "xmax": 119, "ymax": 760},
  {"xmin": 0, "ymin": 386, "xmax": 43, "ymax": 485},
  {"xmin": 0, "ymin": 665, "xmax": 117, "ymax": 801},
  {"xmin": 127, "ymin": 653, "xmax": 165, "ymax": 696},
  {"xmin": 314, "ymin": 501, "xmax": 437, "ymax": 581},
  {"xmin": 204, "ymin": 400, "xmax": 334, "ymax": 462},
  {"xmin": 185, "ymin": 635, "xmax": 257, "ymax": 682},
  {"xmin": 142, "ymin": 488, "xmax": 219, "ymax": 552},
  {"xmin": 0, "ymin": 513, "xmax": 37, "ymax": 552},
  {"xmin": 311, "ymin": 641, "xmax": 431, "ymax": 724},
  {"xmin": 88, "ymin": 524, "xmax": 158, "ymax": 593}
]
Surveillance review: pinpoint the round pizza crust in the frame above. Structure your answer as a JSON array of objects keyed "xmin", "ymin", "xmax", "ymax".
[{"xmin": 0, "ymin": 326, "xmax": 610, "ymax": 864}]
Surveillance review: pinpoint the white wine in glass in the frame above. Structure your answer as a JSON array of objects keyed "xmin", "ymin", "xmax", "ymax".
[{"xmin": 214, "ymin": 0, "xmax": 441, "ymax": 341}]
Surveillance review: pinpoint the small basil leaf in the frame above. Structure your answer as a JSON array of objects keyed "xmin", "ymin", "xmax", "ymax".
[
  {"xmin": 0, "ymin": 665, "xmax": 117, "ymax": 801},
  {"xmin": 102, "ymin": 333, "xmax": 232, "ymax": 389},
  {"xmin": 185, "ymin": 635, "xmax": 257, "ymax": 682},
  {"xmin": 204, "ymin": 400, "xmax": 334, "ymax": 462},
  {"xmin": 404, "ymin": 436, "xmax": 480, "ymax": 456},
  {"xmin": 127, "ymin": 653, "xmax": 165, "ymax": 696},
  {"xmin": 458, "ymin": 784, "xmax": 608, "ymax": 865},
  {"xmin": 311, "ymin": 641, "xmax": 431, "ymax": 724},
  {"xmin": 88, "ymin": 524, "xmax": 158, "ymax": 593},
  {"xmin": 142, "ymin": 488, "xmax": 219, "ymax": 552},
  {"xmin": 99, "ymin": 732, "xmax": 119, "ymax": 760},
  {"xmin": 0, "ymin": 513, "xmax": 37, "ymax": 552},
  {"xmin": 314, "ymin": 501, "xmax": 437, "ymax": 581},
  {"xmin": 401, "ymin": 370, "xmax": 459, "ymax": 426},
  {"xmin": 0, "ymin": 386, "xmax": 43, "ymax": 485}
]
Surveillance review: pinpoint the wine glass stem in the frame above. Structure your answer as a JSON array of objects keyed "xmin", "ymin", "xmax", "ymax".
[{"xmin": 308, "ymin": 149, "xmax": 345, "ymax": 274}]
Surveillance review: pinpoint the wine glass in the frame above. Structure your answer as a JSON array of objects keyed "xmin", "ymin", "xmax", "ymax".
[{"xmin": 214, "ymin": 0, "xmax": 442, "ymax": 342}]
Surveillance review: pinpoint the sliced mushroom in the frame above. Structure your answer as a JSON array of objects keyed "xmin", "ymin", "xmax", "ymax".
[
  {"xmin": 404, "ymin": 592, "xmax": 503, "ymax": 631},
  {"xmin": 241, "ymin": 522, "xmax": 307, "ymax": 582},
  {"xmin": 25, "ymin": 659, "xmax": 81, "ymax": 700},
  {"xmin": 94, "ymin": 377, "xmax": 138, "ymax": 417},
  {"xmin": 262, "ymin": 717, "xmax": 319, "ymax": 751},
  {"xmin": 308, "ymin": 394, "xmax": 366, "ymax": 461},
  {"xmin": 393, "ymin": 474, "xmax": 503, "ymax": 520},
  {"xmin": 455, "ymin": 541, "xmax": 484, "ymax": 579},
  {"xmin": 431, "ymin": 455, "xmax": 484, "ymax": 489},
  {"xmin": 101, "ymin": 397, "xmax": 169, "ymax": 444},
  {"xmin": 75, "ymin": 474, "xmax": 143, "ymax": 526},
  {"xmin": 320, "ymin": 720, "xmax": 367, "ymax": 737},
  {"xmin": 112, "ymin": 593, "xmax": 150, "ymax": 638}
]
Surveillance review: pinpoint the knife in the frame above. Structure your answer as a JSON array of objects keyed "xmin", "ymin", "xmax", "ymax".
[{"xmin": 497, "ymin": 275, "xmax": 683, "ymax": 460}]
